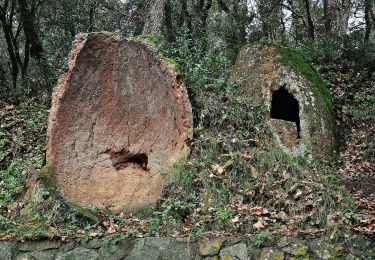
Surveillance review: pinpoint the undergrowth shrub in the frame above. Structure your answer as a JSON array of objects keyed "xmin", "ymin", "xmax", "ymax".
[{"xmin": 304, "ymin": 32, "xmax": 375, "ymax": 73}]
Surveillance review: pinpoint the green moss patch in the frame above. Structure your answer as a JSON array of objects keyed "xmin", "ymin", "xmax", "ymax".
[
  {"xmin": 134, "ymin": 35, "xmax": 180, "ymax": 70},
  {"xmin": 277, "ymin": 46, "xmax": 333, "ymax": 115}
]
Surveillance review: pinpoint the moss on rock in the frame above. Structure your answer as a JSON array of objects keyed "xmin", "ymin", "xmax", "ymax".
[
  {"xmin": 231, "ymin": 44, "xmax": 338, "ymax": 159},
  {"xmin": 135, "ymin": 35, "xmax": 180, "ymax": 70}
]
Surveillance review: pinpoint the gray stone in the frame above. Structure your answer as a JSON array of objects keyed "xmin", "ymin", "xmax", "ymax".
[
  {"xmin": 277, "ymin": 237, "xmax": 292, "ymax": 248},
  {"xmin": 19, "ymin": 241, "xmax": 60, "ymax": 252},
  {"xmin": 30, "ymin": 250, "xmax": 58, "ymax": 260},
  {"xmin": 310, "ymin": 238, "xmax": 336, "ymax": 259},
  {"xmin": 145, "ymin": 237, "xmax": 173, "ymax": 250},
  {"xmin": 160, "ymin": 241, "xmax": 198, "ymax": 260},
  {"xmin": 219, "ymin": 243, "xmax": 248, "ymax": 260},
  {"xmin": 347, "ymin": 235, "xmax": 375, "ymax": 258},
  {"xmin": 198, "ymin": 238, "xmax": 225, "ymax": 256},
  {"xmin": 176, "ymin": 237, "xmax": 198, "ymax": 243},
  {"xmin": 99, "ymin": 240, "xmax": 135, "ymax": 260},
  {"xmin": 81, "ymin": 239, "xmax": 101, "ymax": 249},
  {"xmin": 128, "ymin": 239, "xmax": 161, "ymax": 260},
  {"xmin": 224, "ymin": 238, "xmax": 243, "ymax": 246},
  {"xmin": 14, "ymin": 253, "xmax": 34, "ymax": 260},
  {"xmin": 259, "ymin": 248, "xmax": 284, "ymax": 260},
  {"xmin": 60, "ymin": 242, "xmax": 75, "ymax": 252},
  {"xmin": 0, "ymin": 242, "xmax": 17, "ymax": 260},
  {"xmin": 282, "ymin": 241, "xmax": 308, "ymax": 256},
  {"xmin": 128, "ymin": 238, "xmax": 198, "ymax": 260},
  {"xmin": 56, "ymin": 247, "xmax": 98, "ymax": 260}
]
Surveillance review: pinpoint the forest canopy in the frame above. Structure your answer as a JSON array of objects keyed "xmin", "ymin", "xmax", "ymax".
[{"xmin": 0, "ymin": 0, "xmax": 374, "ymax": 98}]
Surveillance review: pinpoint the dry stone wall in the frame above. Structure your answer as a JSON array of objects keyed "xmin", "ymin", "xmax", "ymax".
[{"xmin": 1, "ymin": 235, "xmax": 374, "ymax": 259}]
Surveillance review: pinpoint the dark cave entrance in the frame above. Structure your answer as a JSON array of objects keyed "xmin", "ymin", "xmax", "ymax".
[{"xmin": 270, "ymin": 86, "xmax": 301, "ymax": 138}]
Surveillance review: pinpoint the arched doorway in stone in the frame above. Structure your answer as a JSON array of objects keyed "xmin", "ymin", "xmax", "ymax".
[{"xmin": 270, "ymin": 86, "xmax": 301, "ymax": 139}]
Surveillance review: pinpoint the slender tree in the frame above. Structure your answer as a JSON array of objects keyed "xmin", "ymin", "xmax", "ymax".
[
  {"xmin": 142, "ymin": 0, "xmax": 166, "ymax": 38},
  {"xmin": 364, "ymin": 0, "xmax": 372, "ymax": 41},
  {"xmin": 323, "ymin": 0, "xmax": 331, "ymax": 34},
  {"xmin": 303, "ymin": 0, "xmax": 315, "ymax": 40},
  {"xmin": 0, "ymin": 0, "xmax": 44, "ymax": 87}
]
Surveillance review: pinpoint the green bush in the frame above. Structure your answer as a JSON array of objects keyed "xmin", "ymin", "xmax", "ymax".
[{"xmin": 343, "ymin": 91, "xmax": 375, "ymax": 127}]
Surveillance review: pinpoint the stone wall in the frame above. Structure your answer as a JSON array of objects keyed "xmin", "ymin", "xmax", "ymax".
[{"xmin": 1, "ymin": 235, "xmax": 374, "ymax": 259}]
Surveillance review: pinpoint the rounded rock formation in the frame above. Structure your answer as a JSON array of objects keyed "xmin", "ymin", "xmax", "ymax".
[
  {"xmin": 46, "ymin": 32, "xmax": 193, "ymax": 211},
  {"xmin": 231, "ymin": 44, "xmax": 337, "ymax": 158}
]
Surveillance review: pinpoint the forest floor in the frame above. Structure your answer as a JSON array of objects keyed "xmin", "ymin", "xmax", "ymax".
[
  {"xmin": 0, "ymin": 62, "xmax": 374, "ymax": 244},
  {"xmin": 323, "ymin": 65, "xmax": 375, "ymax": 235}
]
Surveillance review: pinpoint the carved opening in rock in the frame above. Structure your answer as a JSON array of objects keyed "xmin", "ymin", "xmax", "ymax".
[
  {"xmin": 270, "ymin": 86, "xmax": 301, "ymax": 138},
  {"xmin": 108, "ymin": 149, "xmax": 148, "ymax": 171}
]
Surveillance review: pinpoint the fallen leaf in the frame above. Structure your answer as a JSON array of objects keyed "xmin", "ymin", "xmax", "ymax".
[
  {"xmin": 253, "ymin": 220, "xmax": 264, "ymax": 230},
  {"xmin": 211, "ymin": 164, "xmax": 224, "ymax": 174},
  {"xmin": 230, "ymin": 216, "xmax": 241, "ymax": 223},
  {"xmin": 294, "ymin": 189, "xmax": 303, "ymax": 199},
  {"xmin": 251, "ymin": 166, "xmax": 259, "ymax": 178}
]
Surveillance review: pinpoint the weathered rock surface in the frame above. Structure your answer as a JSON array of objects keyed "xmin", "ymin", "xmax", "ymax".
[
  {"xmin": 46, "ymin": 32, "xmax": 193, "ymax": 211},
  {"xmin": 219, "ymin": 243, "xmax": 248, "ymax": 260},
  {"xmin": 231, "ymin": 44, "xmax": 337, "ymax": 158}
]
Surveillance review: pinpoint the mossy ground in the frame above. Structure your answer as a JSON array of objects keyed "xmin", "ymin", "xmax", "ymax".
[{"xmin": 0, "ymin": 88, "xmax": 357, "ymax": 240}]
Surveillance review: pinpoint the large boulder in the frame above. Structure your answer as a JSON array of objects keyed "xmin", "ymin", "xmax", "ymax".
[
  {"xmin": 46, "ymin": 32, "xmax": 193, "ymax": 211},
  {"xmin": 231, "ymin": 44, "xmax": 337, "ymax": 158}
]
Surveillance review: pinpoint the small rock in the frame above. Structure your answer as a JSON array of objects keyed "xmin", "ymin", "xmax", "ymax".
[
  {"xmin": 282, "ymin": 241, "xmax": 308, "ymax": 256},
  {"xmin": 219, "ymin": 243, "xmax": 248, "ymax": 260},
  {"xmin": 99, "ymin": 240, "xmax": 135, "ymax": 260},
  {"xmin": 259, "ymin": 248, "xmax": 284, "ymax": 260},
  {"xmin": 14, "ymin": 253, "xmax": 34, "ymax": 260},
  {"xmin": 19, "ymin": 241, "xmax": 60, "ymax": 252},
  {"xmin": 30, "ymin": 250, "xmax": 58, "ymax": 260},
  {"xmin": 81, "ymin": 239, "xmax": 101, "ymax": 249},
  {"xmin": 251, "ymin": 166, "xmax": 260, "ymax": 178},
  {"xmin": 199, "ymin": 238, "xmax": 225, "ymax": 256},
  {"xmin": 56, "ymin": 247, "xmax": 98, "ymax": 260},
  {"xmin": 128, "ymin": 239, "xmax": 161, "ymax": 260},
  {"xmin": 60, "ymin": 242, "xmax": 75, "ymax": 252},
  {"xmin": 145, "ymin": 237, "xmax": 172, "ymax": 250},
  {"xmin": 0, "ymin": 242, "xmax": 17, "ymax": 260},
  {"xmin": 277, "ymin": 237, "xmax": 291, "ymax": 248}
]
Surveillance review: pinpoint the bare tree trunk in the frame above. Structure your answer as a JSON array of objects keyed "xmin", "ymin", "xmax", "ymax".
[
  {"xmin": 164, "ymin": 0, "xmax": 174, "ymax": 43},
  {"xmin": 0, "ymin": 2, "xmax": 19, "ymax": 87},
  {"xmin": 337, "ymin": 0, "xmax": 351, "ymax": 34},
  {"xmin": 323, "ymin": 0, "xmax": 332, "ymax": 34},
  {"xmin": 142, "ymin": 0, "xmax": 166, "ymax": 38},
  {"xmin": 364, "ymin": 0, "xmax": 371, "ymax": 41},
  {"xmin": 88, "ymin": 3, "xmax": 96, "ymax": 32},
  {"xmin": 2, "ymin": 24, "xmax": 18, "ymax": 87},
  {"xmin": 303, "ymin": 0, "xmax": 315, "ymax": 40},
  {"xmin": 197, "ymin": 0, "xmax": 213, "ymax": 34},
  {"xmin": 18, "ymin": 0, "xmax": 43, "ymax": 60},
  {"xmin": 0, "ymin": 63, "xmax": 5, "ymax": 83}
]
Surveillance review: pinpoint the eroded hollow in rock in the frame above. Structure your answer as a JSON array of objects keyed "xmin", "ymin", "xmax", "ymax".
[
  {"xmin": 270, "ymin": 86, "xmax": 301, "ymax": 138},
  {"xmin": 107, "ymin": 149, "xmax": 148, "ymax": 171}
]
